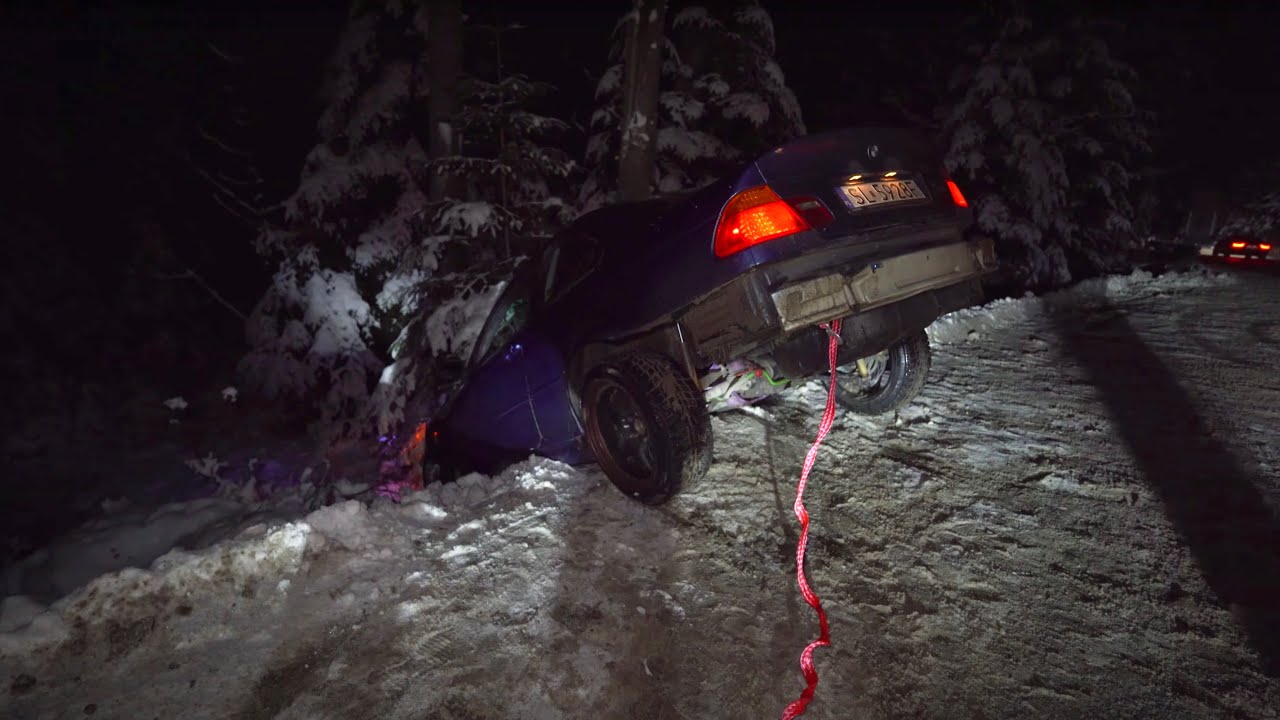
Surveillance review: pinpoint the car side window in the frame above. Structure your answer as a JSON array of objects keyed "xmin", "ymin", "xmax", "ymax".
[
  {"xmin": 468, "ymin": 276, "xmax": 533, "ymax": 368},
  {"xmin": 545, "ymin": 231, "xmax": 601, "ymax": 304}
]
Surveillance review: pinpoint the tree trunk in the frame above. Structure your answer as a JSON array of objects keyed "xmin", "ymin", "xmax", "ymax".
[
  {"xmin": 427, "ymin": 0, "xmax": 464, "ymax": 203},
  {"xmin": 616, "ymin": 0, "xmax": 666, "ymax": 203}
]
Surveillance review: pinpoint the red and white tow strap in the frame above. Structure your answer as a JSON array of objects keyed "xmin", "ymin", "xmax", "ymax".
[{"xmin": 781, "ymin": 317, "xmax": 843, "ymax": 719}]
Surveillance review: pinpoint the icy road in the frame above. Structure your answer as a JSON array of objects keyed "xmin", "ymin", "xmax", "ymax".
[{"xmin": 3, "ymin": 268, "xmax": 1279, "ymax": 719}]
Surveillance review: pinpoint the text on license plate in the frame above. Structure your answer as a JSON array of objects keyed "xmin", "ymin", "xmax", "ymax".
[{"xmin": 838, "ymin": 179, "xmax": 927, "ymax": 210}]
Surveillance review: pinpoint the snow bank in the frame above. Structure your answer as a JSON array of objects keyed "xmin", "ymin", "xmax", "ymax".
[
  {"xmin": 0, "ymin": 519, "xmax": 312, "ymax": 654},
  {"xmin": 3, "ymin": 497, "xmax": 252, "ymax": 602},
  {"xmin": 1065, "ymin": 266, "xmax": 1235, "ymax": 298},
  {"xmin": 0, "ymin": 457, "xmax": 592, "ymax": 651},
  {"xmin": 929, "ymin": 267, "xmax": 1234, "ymax": 345}
]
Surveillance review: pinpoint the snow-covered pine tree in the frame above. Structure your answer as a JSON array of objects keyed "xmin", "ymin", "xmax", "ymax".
[
  {"xmin": 411, "ymin": 22, "xmax": 578, "ymax": 416},
  {"xmin": 1222, "ymin": 187, "xmax": 1280, "ymax": 237},
  {"xmin": 581, "ymin": 1, "xmax": 804, "ymax": 211},
  {"xmin": 1050, "ymin": 20, "xmax": 1151, "ymax": 276},
  {"xmin": 429, "ymin": 28, "xmax": 577, "ymax": 264},
  {"xmin": 943, "ymin": 10, "xmax": 1150, "ymax": 290},
  {"xmin": 242, "ymin": 6, "xmax": 579, "ymax": 443},
  {"xmin": 668, "ymin": 2, "xmax": 804, "ymax": 165},
  {"xmin": 1220, "ymin": 159, "xmax": 1280, "ymax": 236},
  {"xmin": 944, "ymin": 16, "xmax": 1073, "ymax": 289},
  {"xmin": 239, "ymin": 4, "xmax": 436, "ymax": 440}
]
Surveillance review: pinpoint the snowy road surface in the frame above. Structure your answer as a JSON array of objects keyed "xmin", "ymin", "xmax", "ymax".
[{"xmin": 3, "ymin": 268, "xmax": 1280, "ymax": 719}]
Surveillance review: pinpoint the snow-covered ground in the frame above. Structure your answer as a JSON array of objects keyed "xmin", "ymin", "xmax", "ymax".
[{"xmin": 4, "ymin": 267, "xmax": 1280, "ymax": 719}]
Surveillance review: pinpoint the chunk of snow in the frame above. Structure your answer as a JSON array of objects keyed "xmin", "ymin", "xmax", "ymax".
[
  {"xmin": 185, "ymin": 453, "xmax": 227, "ymax": 481},
  {"xmin": 306, "ymin": 501, "xmax": 379, "ymax": 551},
  {"xmin": 378, "ymin": 362, "xmax": 398, "ymax": 386},
  {"xmin": 163, "ymin": 396, "xmax": 188, "ymax": 411},
  {"xmin": 435, "ymin": 202, "xmax": 500, "ymax": 238},
  {"xmin": 302, "ymin": 271, "xmax": 372, "ymax": 357},
  {"xmin": 0, "ymin": 596, "xmax": 46, "ymax": 633}
]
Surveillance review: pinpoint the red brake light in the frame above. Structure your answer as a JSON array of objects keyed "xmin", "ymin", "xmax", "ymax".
[
  {"xmin": 714, "ymin": 185, "xmax": 810, "ymax": 257},
  {"xmin": 1230, "ymin": 241, "xmax": 1247, "ymax": 249},
  {"xmin": 945, "ymin": 179, "xmax": 969, "ymax": 208},
  {"xmin": 1260, "ymin": 243, "xmax": 1273, "ymax": 251}
]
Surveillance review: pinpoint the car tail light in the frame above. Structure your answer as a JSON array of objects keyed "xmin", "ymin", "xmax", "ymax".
[
  {"xmin": 1231, "ymin": 241, "xmax": 1247, "ymax": 249},
  {"xmin": 945, "ymin": 179, "xmax": 969, "ymax": 208},
  {"xmin": 1261, "ymin": 243, "xmax": 1273, "ymax": 252},
  {"xmin": 714, "ymin": 185, "xmax": 811, "ymax": 257},
  {"xmin": 784, "ymin": 196, "xmax": 835, "ymax": 229}
]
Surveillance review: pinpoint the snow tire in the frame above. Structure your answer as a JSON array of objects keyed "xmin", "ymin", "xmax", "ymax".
[
  {"xmin": 837, "ymin": 329, "xmax": 932, "ymax": 416},
  {"xmin": 582, "ymin": 352, "xmax": 713, "ymax": 504}
]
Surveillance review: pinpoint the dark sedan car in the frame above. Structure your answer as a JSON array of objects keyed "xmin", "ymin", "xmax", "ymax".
[
  {"xmin": 1207, "ymin": 234, "xmax": 1276, "ymax": 262},
  {"xmin": 424, "ymin": 127, "xmax": 996, "ymax": 503}
]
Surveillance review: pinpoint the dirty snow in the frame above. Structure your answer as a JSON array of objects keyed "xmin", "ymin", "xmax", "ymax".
[{"xmin": 4, "ymin": 267, "xmax": 1280, "ymax": 719}]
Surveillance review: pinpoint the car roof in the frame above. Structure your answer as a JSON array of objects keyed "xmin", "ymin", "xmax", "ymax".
[{"xmin": 574, "ymin": 192, "xmax": 695, "ymax": 238}]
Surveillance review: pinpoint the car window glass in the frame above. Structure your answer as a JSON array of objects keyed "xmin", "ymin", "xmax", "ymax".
[
  {"xmin": 469, "ymin": 278, "xmax": 533, "ymax": 368},
  {"xmin": 547, "ymin": 233, "xmax": 601, "ymax": 303}
]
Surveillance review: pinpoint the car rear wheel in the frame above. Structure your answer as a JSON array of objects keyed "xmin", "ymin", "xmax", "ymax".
[
  {"xmin": 582, "ymin": 352, "xmax": 712, "ymax": 504},
  {"xmin": 835, "ymin": 329, "xmax": 931, "ymax": 416}
]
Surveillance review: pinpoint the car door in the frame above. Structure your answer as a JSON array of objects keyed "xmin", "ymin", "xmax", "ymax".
[
  {"xmin": 523, "ymin": 230, "xmax": 606, "ymax": 458},
  {"xmin": 446, "ymin": 250, "xmax": 583, "ymax": 457},
  {"xmin": 446, "ymin": 273, "xmax": 546, "ymax": 452}
]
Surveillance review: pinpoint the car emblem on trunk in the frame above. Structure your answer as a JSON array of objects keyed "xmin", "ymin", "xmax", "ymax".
[{"xmin": 866, "ymin": 144, "xmax": 879, "ymax": 159}]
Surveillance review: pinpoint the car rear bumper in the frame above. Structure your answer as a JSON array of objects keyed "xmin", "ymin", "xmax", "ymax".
[
  {"xmin": 678, "ymin": 228, "xmax": 995, "ymax": 364},
  {"xmin": 769, "ymin": 238, "xmax": 995, "ymax": 332}
]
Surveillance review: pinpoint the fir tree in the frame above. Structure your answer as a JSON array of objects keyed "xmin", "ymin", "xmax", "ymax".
[
  {"xmin": 429, "ymin": 24, "xmax": 577, "ymax": 264},
  {"xmin": 1222, "ymin": 186, "xmax": 1280, "ymax": 237},
  {"xmin": 241, "ymin": 7, "xmax": 577, "ymax": 441},
  {"xmin": 582, "ymin": 1, "xmax": 804, "ymax": 210},
  {"xmin": 402, "ymin": 22, "xmax": 578, "ymax": 433},
  {"xmin": 239, "ymin": 4, "xmax": 434, "ymax": 440},
  {"xmin": 943, "ymin": 11, "xmax": 1150, "ymax": 289}
]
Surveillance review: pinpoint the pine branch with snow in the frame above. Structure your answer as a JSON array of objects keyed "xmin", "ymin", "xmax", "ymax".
[
  {"xmin": 428, "ymin": 62, "xmax": 578, "ymax": 260},
  {"xmin": 581, "ymin": 1, "xmax": 804, "ymax": 211},
  {"xmin": 942, "ymin": 14, "xmax": 1152, "ymax": 289},
  {"xmin": 1222, "ymin": 186, "xmax": 1280, "ymax": 237},
  {"xmin": 370, "ymin": 20, "xmax": 576, "ymax": 435},
  {"xmin": 239, "ymin": 7, "xmax": 439, "ymax": 443}
]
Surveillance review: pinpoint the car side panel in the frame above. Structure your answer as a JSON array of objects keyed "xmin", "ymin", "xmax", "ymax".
[
  {"xmin": 568, "ymin": 169, "xmax": 763, "ymax": 340},
  {"xmin": 461, "ymin": 327, "xmax": 581, "ymax": 451},
  {"xmin": 447, "ymin": 336, "xmax": 544, "ymax": 453},
  {"xmin": 513, "ymin": 326, "xmax": 583, "ymax": 454},
  {"xmin": 530, "ymin": 378, "xmax": 588, "ymax": 463}
]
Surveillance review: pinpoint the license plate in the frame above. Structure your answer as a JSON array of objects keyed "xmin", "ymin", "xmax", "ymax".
[{"xmin": 837, "ymin": 179, "xmax": 928, "ymax": 210}]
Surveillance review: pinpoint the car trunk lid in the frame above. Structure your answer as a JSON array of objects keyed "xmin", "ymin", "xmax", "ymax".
[{"xmin": 753, "ymin": 127, "xmax": 958, "ymax": 238}]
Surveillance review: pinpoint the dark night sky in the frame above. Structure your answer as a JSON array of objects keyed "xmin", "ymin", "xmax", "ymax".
[{"xmin": 5, "ymin": 1, "xmax": 1278, "ymax": 216}]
